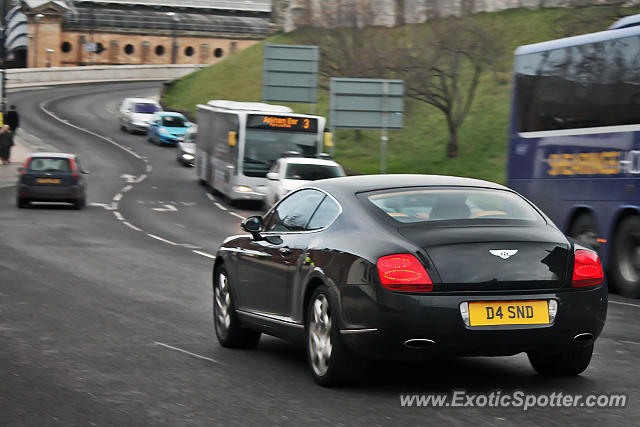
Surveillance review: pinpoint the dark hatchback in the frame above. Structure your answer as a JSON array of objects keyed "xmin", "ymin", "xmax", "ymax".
[
  {"xmin": 17, "ymin": 153, "xmax": 88, "ymax": 209},
  {"xmin": 213, "ymin": 175, "xmax": 607, "ymax": 386}
]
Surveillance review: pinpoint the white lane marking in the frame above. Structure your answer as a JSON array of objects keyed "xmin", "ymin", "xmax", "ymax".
[
  {"xmin": 176, "ymin": 243, "xmax": 201, "ymax": 250},
  {"xmin": 152, "ymin": 204, "xmax": 178, "ymax": 212},
  {"xmin": 229, "ymin": 212, "xmax": 246, "ymax": 220},
  {"xmin": 121, "ymin": 185, "xmax": 133, "ymax": 193},
  {"xmin": 114, "ymin": 211, "xmax": 124, "ymax": 221},
  {"xmin": 112, "ymin": 202, "xmax": 119, "ymax": 210},
  {"xmin": 147, "ymin": 164, "xmax": 153, "ymax": 173},
  {"xmin": 154, "ymin": 341, "xmax": 222, "ymax": 365},
  {"xmin": 609, "ymin": 300, "xmax": 640, "ymax": 308},
  {"xmin": 620, "ymin": 340, "xmax": 640, "ymax": 346},
  {"xmin": 214, "ymin": 202, "xmax": 227, "ymax": 211},
  {"xmin": 90, "ymin": 202, "xmax": 115, "ymax": 210},
  {"xmin": 122, "ymin": 221, "xmax": 142, "ymax": 232},
  {"xmin": 120, "ymin": 174, "xmax": 137, "ymax": 183},
  {"xmin": 113, "ymin": 193, "xmax": 123, "ymax": 202},
  {"xmin": 40, "ymin": 100, "xmax": 143, "ymax": 160},
  {"xmin": 206, "ymin": 193, "xmax": 215, "ymax": 201},
  {"xmin": 147, "ymin": 234, "xmax": 177, "ymax": 245},
  {"xmin": 136, "ymin": 174, "xmax": 147, "ymax": 183},
  {"xmin": 193, "ymin": 250, "xmax": 216, "ymax": 259}
]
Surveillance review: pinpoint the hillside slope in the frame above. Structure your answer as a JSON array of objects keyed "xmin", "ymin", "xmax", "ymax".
[{"xmin": 163, "ymin": 7, "xmax": 638, "ymax": 183}]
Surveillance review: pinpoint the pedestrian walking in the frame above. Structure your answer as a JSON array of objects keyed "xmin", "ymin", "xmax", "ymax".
[
  {"xmin": 6, "ymin": 105, "xmax": 19, "ymax": 132},
  {"xmin": 0, "ymin": 125, "xmax": 15, "ymax": 165}
]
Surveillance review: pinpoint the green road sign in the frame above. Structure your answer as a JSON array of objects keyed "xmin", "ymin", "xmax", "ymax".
[{"xmin": 262, "ymin": 44, "xmax": 319, "ymax": 104}]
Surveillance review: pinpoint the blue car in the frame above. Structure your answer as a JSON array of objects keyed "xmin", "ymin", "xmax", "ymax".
[{"xmin": 148, "ymin": 112, "xmax": 192, "ymax": 145}]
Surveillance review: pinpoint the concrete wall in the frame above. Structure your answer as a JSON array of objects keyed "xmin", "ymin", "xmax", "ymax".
[{"xmin": 6, "ymin": 64, "xmax": 205, "ymax": 87}]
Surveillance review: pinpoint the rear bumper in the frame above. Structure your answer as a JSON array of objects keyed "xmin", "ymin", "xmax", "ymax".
[
  {"xmin": 18, "ymin": 184, "xmax": 83, "ymax": 201},
  {"xmin": 337, "ymin": 285, "xmax": 608, "ymax": 360},
  {"xmin": 129, "ymin": 122, "xmax": 150, "ymax": 133},
  {"xmin": 158, "ymin": 137, "xmax": 181, "ymax": 145}
]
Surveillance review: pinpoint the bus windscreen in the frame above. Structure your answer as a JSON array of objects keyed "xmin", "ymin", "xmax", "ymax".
[{"xmin": 243, "ymin": 129, "xmax": 318, "ymax": 177}]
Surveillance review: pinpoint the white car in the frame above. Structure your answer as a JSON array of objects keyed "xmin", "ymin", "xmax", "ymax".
[
  {"xmin": 264, "ymin": 157, "xmax": 346, "ymax": 208},
  {"xmin": 119, "ymin": 98, "xmax": 162, "ymax": 134}
]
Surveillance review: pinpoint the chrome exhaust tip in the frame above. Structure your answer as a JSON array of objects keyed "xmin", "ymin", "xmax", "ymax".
[
  {"xmin": 573, "ymin": 332, "xmax": 594, "ymax": 344},
  {"xmin": 404, "ymin": 338, "xmax": 436, "ymax": 349}
]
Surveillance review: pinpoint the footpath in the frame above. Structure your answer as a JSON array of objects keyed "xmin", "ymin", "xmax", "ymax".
[{"xmin": 0, "ymin": 130, "xmax": 58, "ymax": 189}]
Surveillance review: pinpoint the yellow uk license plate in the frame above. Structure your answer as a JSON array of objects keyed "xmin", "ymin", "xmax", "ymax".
[
  {"xmin": 37, "ymin": 178, "xmax": 61, "ymax": 184},
  {"xmin": 468, "ymin": 300, "xmax": 549, "ymax": 326}
]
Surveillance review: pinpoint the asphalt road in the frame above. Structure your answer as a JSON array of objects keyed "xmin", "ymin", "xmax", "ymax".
[{"xmin": 1, "ymin": 82, "xmax": 639, "ymax": 426}]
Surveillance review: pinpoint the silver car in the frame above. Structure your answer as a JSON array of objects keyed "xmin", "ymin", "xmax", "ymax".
[{"xmin": 119, "ymin": 98, "xmax": 162, "ymax": 134}]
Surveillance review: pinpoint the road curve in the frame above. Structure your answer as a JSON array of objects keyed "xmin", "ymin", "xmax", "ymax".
[{"xmin": 0, "ymin": 82, "xmax": 639, "ymax": 426}]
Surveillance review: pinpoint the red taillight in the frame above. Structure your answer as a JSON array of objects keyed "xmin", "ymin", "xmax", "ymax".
[
  {"xmin": 21, "ymin": 158, "xmax": 31, "ymax": 174},
  {"xmin": 377, "ymin": 254, "xmax": 433, "ymax": 291},
  {"xmin": 572, "ymin": 249, "xmax": 604, "ymax": 287},
  {"xmin": 69, "ymin": 158, "xmax": 79, "ymax": 179}
]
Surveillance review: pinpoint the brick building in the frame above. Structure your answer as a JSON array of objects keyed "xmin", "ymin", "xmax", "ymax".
[{"xmin": 14, "ymin": 0, "xmax": 273, "ymax": 68}]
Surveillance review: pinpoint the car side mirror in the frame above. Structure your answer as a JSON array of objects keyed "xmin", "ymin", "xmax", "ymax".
[
  {"xmin": 17, "ymin": 166, "xmax": 24, "ymax": 172},
  {"xmin": 242, "ymin": 216, "xmax": 264, "ymax": 240},
  {"xmin": 266, "ymin": 172, "xmax": 278, "ymax": 181},
  {"xmin": 82, "ymin": 169, "xmax": 90, "ymax": 174}
]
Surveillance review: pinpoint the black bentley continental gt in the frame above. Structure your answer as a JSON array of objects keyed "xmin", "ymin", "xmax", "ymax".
[{"xmin": 212, "ymin": 175, "xmax": 607, "ymax": 386}]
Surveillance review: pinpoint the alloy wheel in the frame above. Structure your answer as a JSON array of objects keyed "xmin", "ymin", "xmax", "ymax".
[
  {"xmin": 215, "ymin": 272, "xmax": 232, "ymax": 335},
  {"xmin": 308, "ymin": 294, "xmax": 333, "ymax": 377}
]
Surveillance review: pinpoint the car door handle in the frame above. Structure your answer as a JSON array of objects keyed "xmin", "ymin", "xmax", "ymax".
[{"xmin": 279, "ymin": 247, "xmax": 291, "ymax": 255}]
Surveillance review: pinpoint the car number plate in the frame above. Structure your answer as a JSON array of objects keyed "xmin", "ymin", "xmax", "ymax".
[
  {"xmin": 468, "ymin": 300, "xmax": 549, "ymax": 326},
  {"xmin": 36, "ymin": 178, "xmax": 61, "ymax": 184}
]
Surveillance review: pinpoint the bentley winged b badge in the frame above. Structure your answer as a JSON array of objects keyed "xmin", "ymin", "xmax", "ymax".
[{"xmin": 489, "ymin": 249, "xmax": 518, "ymax": 260}]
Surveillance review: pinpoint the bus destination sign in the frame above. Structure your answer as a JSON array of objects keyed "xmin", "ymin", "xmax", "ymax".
[{"xmin": 247, "ymin": 115, "xmax": 318, "ymax": 133}]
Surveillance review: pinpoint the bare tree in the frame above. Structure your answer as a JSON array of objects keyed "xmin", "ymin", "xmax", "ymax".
[
  {"xmin": 297, "ymin": 14, "xmax": 502, "ymax": 158},
  {"xmin": 296, "ymin": 1, "xmax": 386, "ymax": 88},
  {"xmin": 385, "ymin": 19, "xmax": 503, "ymax": 157}
]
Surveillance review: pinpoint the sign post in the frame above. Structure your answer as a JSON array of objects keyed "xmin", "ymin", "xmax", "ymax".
[{"xmin": 329, "ymin": 78, "xmax": 404, "ymax": 173}]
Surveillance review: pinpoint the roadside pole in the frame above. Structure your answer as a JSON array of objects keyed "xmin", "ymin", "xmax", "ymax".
[
  {"xmin": 1, "ymin": 0, "xmax": 7, "ymax": 120},
  {"xmin": 381, "ymin": 80, "xmax": 389, "ymax": 174}
]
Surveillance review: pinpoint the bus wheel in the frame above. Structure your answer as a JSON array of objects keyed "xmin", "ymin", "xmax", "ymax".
[
  {"xmin": 569, "ymin": 213, "xmax": 598, "ymax": 249},
  {"xmin": 611, "ymin": 216, "xmax": 640, "ymax": 298}
]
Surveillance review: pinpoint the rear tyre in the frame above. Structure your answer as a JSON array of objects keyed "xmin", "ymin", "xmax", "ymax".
[
  {"xmin": 213, "ymin": 265, "xmax": 261, "ymax": 348},
  {"xmin": 16, "ymin": 197, "xmax": 29, "ymax": 208},
  {"xmin": 305, "ymin": 285, "xmax": 367, "ymax": 386},
  {"xmin": 74, "ymin": 197, "xmax": 86, "ymax": 210},
  {"xmin": 528, "ymin": 344, "xmax": 593, "ymax": 376},
  {"xmin": 611, "ymin": 216, "xmax": 640, "ymax": 297},
  {"xmin": 569, "ymin": 213, "xmax": 598, "ymax": 249}
]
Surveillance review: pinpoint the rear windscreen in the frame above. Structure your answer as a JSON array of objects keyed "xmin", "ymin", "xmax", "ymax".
[
  {"xmin": 134, "ymin": 103, "xmax": 160, "ymax": 114},
  {"xmin": 162, "ymin": 116, "xmax": 186, "ymax": 127},
  {"xmin": 365, "ymin": 188, "xmax": 544, "ymax": 224},
  {"xmin": 285, "ymin": 164, "xmax": 343, "ymax": 180},
  {"xmin": 28, "ymin": 158, "xmax": 70, "ymax": 172}
]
